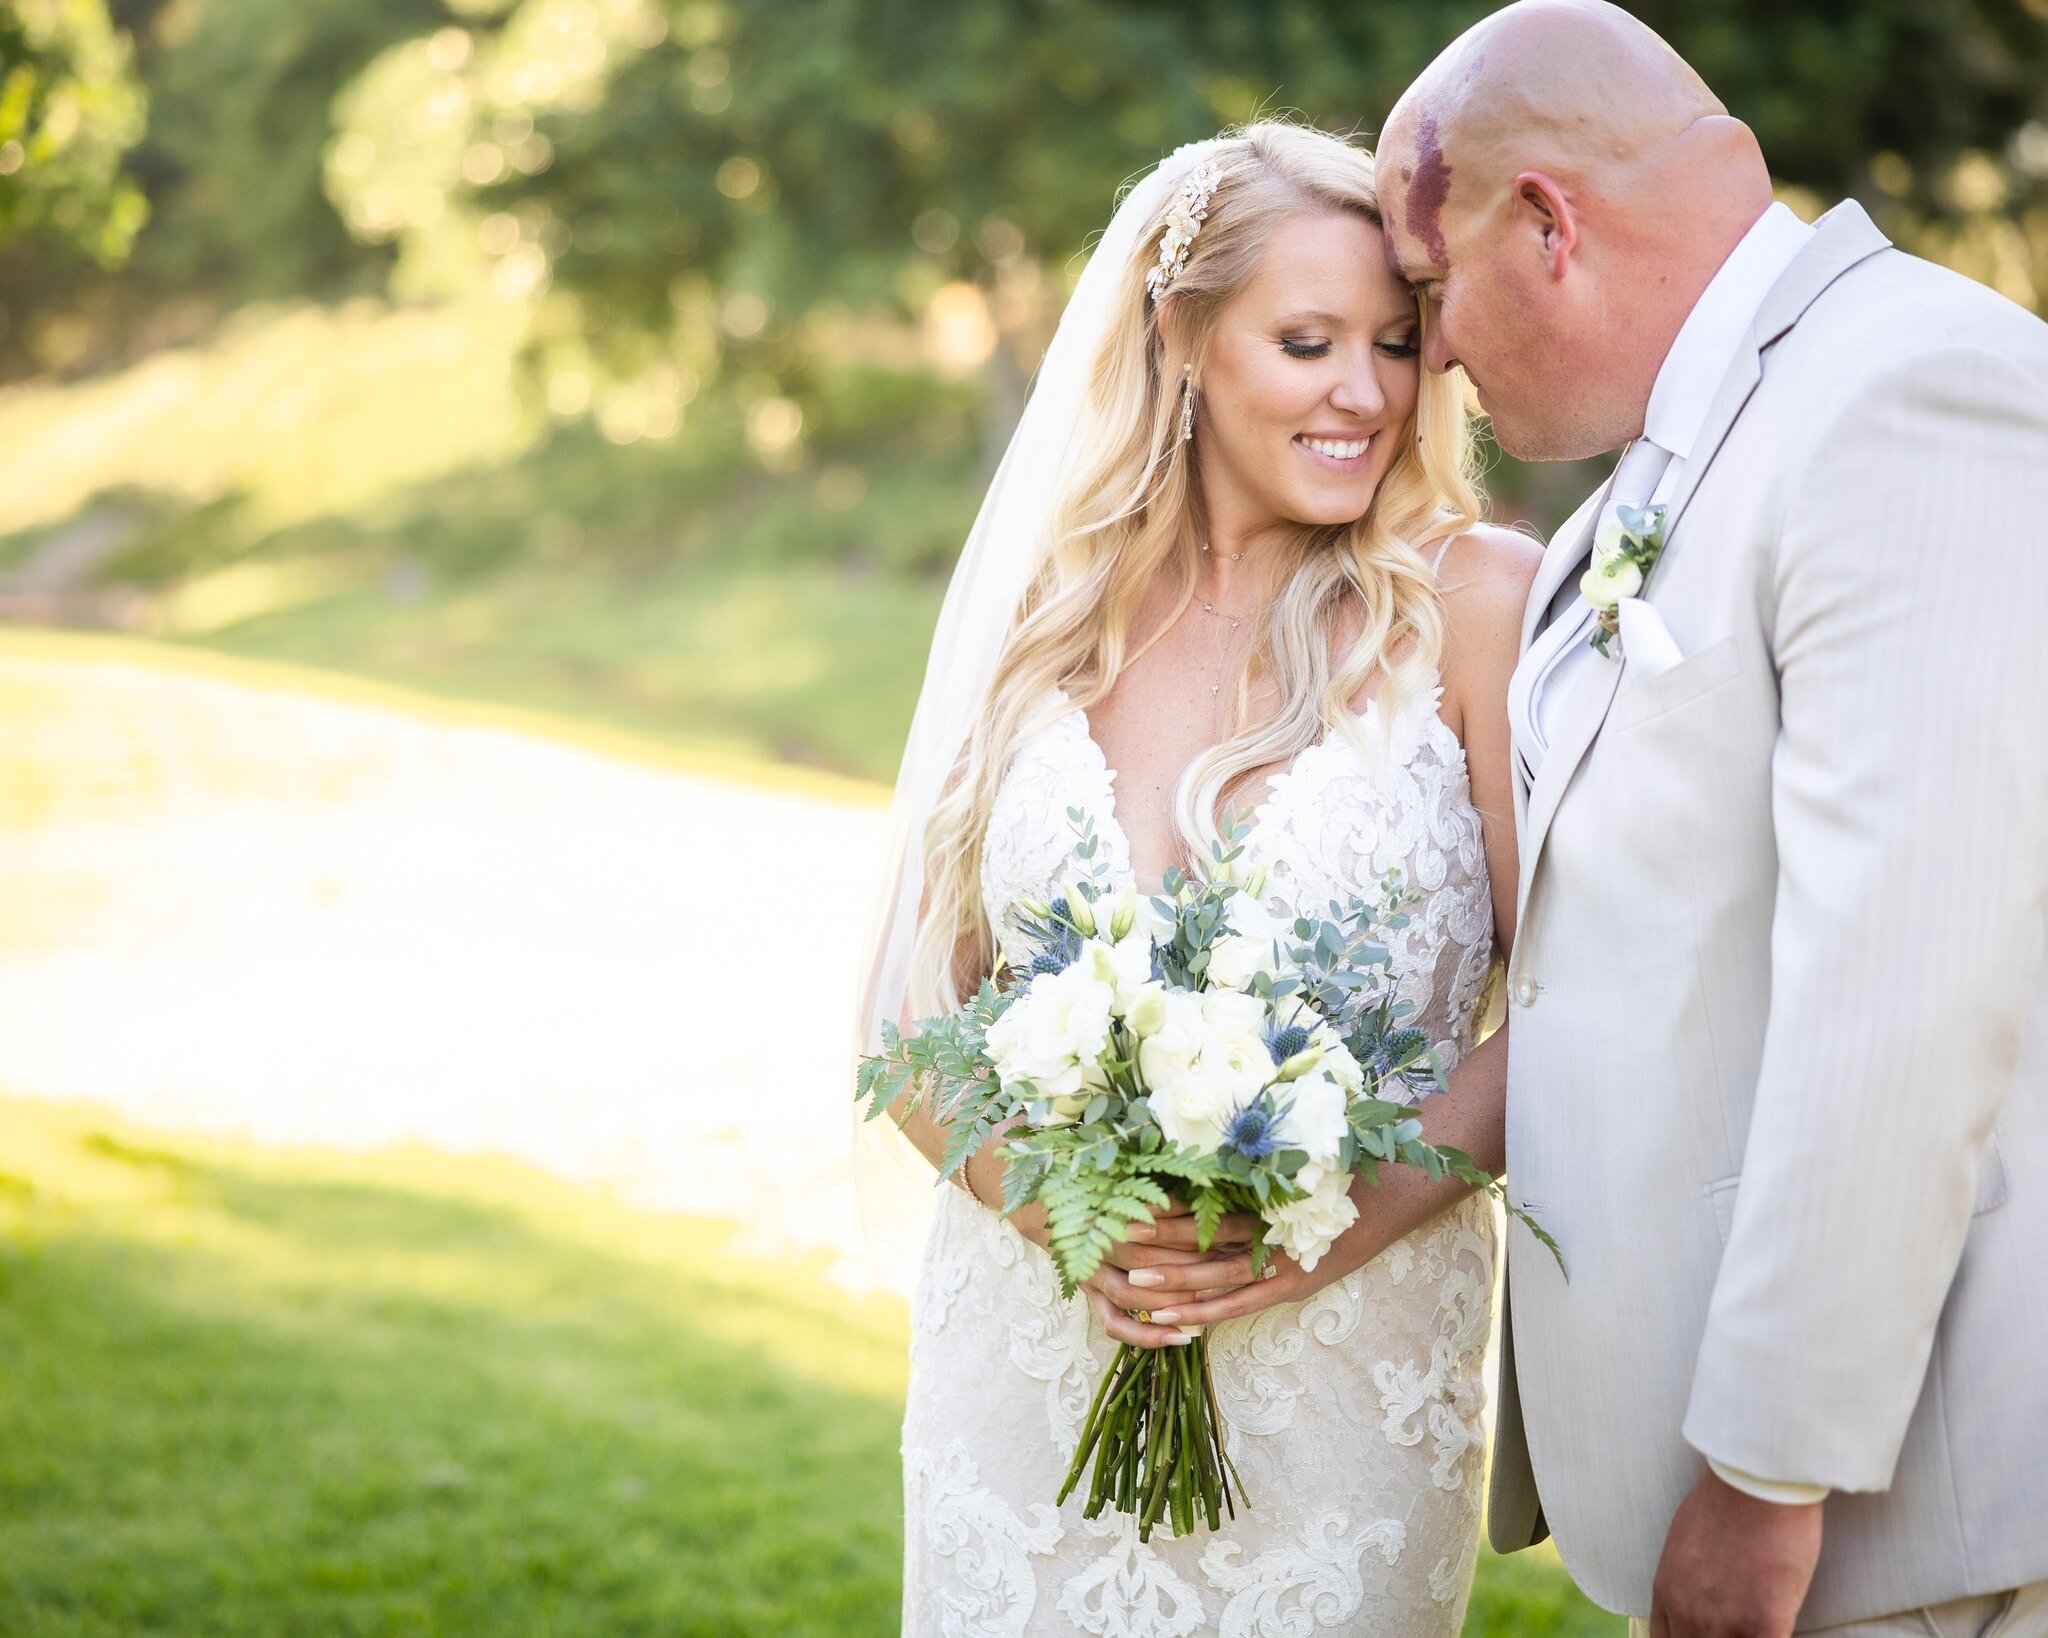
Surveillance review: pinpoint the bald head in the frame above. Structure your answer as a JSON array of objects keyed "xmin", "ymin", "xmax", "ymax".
[
  {"xmin": 1378, "ymin": 0, "xmax": 1777, "ymax": 459},
  {"xmin": 1385, "ymin": 1, "xmax": 1727, "ymax": 195}
]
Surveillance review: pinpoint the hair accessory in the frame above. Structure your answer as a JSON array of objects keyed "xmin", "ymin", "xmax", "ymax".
[{"xmin": 1146, "ymin": 161, "xmax": 1223, "ymax": 301}]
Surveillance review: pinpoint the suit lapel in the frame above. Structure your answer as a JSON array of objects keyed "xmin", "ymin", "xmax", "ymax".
[
  {"xmin": 1513, "ymin": 201, "xmax": 1893, "ymax": 916},
  {"xmin": 1520, "ymin": 486, "xmax": 1609, "ymax": 654}
]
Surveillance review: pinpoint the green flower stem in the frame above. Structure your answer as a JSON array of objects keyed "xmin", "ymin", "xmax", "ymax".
[
  {"xmin": 1058, "ymin": 1337, "xmax": 1238, "ymax": 1543},
  {"xmin": 1200, "ymin": 1334, "xmax": 1244, "ymax": 1511}
]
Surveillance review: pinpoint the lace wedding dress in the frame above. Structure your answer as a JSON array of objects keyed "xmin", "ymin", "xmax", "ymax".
[{"xmin": 901, "ymin": 683, "xmax": 1500, "ymax": 1637}]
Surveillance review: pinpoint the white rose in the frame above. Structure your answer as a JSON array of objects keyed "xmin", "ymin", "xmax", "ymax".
[
  {"xmin": 1132, "ymin": 890, "xmax": 1178, "ymax": 946},
  {"xmin": 1206, "ymin": 930, "xmax": 1278, "ymax": 992},
  {"xmin": 1146, "ymin": 1007, "xmax": 1271, "ymax": 1156},
  {"xmin": 1212, "ymin": 891, "xmax": 1298, "ymax": 991},
  {"xmin": 1077, "ymin": 933, "xmax": 1157, "ymax": 1014},
  {"xmin": 1121, "ymin": 980, "xmax": 1168, "ymax": 1039},
  {"xmin": 1152, "ymin": 1048, "xmax": 1265, "ymax": 1154},
  {"xmin": 1272, "ymin": 1073, "xmax": 1348, "ymax": 1165},
  {"xmin": 984, "ymin": 963, "xmax": 1114, "ymax": 1098},
  {"xmin": 1267, "ymin": 1165, "xmax": 1359, "ymax": 1273},
  {"xmin": 1228, "ymin": 890, "xmax": 1292, "ymax": 944},
  {"xmin": 1199, "ymin": 987, "xmax": 1269, "ymax": 1039},
  {"xmin": 1135, "ymin": 988, "xmax": 1207, "ymax": 1080},
  {"xmin": 1149, "ymin": 1066, "xmax": 1236, "ymax": 1154},
  {"xmin": 1579, "ymin": 552, "xmax": 1642, "ymax": 611}
]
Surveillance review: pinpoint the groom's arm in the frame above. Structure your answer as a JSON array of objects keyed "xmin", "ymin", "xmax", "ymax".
[{"xmin": 1682, "ymin": 336, "xmax": 2048, "ymax": 1493}]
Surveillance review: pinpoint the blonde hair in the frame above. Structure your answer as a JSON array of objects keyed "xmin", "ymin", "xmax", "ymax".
[{"xmin": 909, "ymin": 120, "xmax": 1482, "ymax": 1012}]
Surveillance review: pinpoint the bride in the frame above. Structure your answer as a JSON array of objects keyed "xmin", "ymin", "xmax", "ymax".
[{"xmin": 858, "ymin": 121, "xmax": 1539, "ymax": 1635}]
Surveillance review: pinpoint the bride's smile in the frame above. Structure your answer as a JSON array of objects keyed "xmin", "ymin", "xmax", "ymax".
[
  {"xmin": 1293, "ymin": 431, "xmax": 1372, "ymax": 467},
  {"xmin": 1189, "ymin": 208, "xmax": 1422, "ymax": 537}
]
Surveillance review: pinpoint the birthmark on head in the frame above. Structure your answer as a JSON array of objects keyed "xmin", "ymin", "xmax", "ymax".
[{"xmin": 1405, "ymin": 112, "xmax": 1453, "ymax": 268}]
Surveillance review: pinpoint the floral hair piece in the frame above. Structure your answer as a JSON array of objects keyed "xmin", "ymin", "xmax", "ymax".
[{"xmin": 1145, "ymin": 162, "xmax": 1224, "ymax": 302}]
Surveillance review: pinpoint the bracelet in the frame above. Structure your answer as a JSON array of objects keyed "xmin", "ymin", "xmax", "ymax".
[{"xmin": 958, "ymin": 1154, "xmax": 992, "ymax": 1210}]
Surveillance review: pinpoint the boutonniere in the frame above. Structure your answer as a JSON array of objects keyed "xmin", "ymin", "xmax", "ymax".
[{"xmin": 1580, "ymin": 502, "xmax": 1670, "ymax": 658}]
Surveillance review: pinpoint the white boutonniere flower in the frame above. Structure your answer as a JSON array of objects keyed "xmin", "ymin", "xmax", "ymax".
[{"xmin": 1579, "ymin": 501, "xmax": 1670, "ymax": 658}]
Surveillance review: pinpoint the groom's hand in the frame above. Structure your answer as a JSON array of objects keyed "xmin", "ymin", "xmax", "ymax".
[{"xmin": 1650, "ymin": 1468, "xmax": 1822, "ymax": 1638}]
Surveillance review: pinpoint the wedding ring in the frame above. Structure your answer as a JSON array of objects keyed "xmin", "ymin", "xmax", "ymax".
[
  {"xmin": 1260, "ymin": 1263, "xmax": 1279, "ymax": 1280},
  {"xmin": 1134, "ymin": 1310, "xmax": 1152, "ymax": 1324}
]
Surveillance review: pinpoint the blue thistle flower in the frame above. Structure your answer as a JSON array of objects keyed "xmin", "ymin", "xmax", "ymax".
[
  {"xmin": 1223, "ymin": 1100, "xmax": 1281, "ymax": 1161},
  {"xmin": 1265, "ymin": 1024, "xmax": 1312, "ymax": 1066},
  {"xmin": 1030, "ymin": 951, "xmax": 1067, "ymax": 976}
]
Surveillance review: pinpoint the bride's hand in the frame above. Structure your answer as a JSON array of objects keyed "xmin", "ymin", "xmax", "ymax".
[
  {"xmin": 1125, "ymin": 1244, "xmax": 1321, "ymax": 1335},
  {"xmin": 1085, "ymin": 1199, "xmax": 1265, "ymax": 1349}
]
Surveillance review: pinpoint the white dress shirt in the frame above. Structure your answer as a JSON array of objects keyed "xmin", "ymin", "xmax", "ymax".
[
  {"xmin": 1509, "ymin": 203, "xmax": 1816, "ymax": 783},
  {"xmin": 1510, "ymin": 203, "xmax": 1829, "ymax": 1507}
]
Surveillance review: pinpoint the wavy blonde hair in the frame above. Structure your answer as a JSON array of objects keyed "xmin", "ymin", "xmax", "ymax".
[{"xmin": 909, "ymin": 120, "xmax": 1482, "ymax": 1014}]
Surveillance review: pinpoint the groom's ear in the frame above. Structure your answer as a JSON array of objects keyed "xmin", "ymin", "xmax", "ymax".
[{"xmin": 1511, "ymin": 171, "xmax": 1578, "ymax": 280}]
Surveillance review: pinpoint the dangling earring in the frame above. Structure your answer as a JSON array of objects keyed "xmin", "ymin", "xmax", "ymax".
[{"xmin": 1179, "ymin": 362, "xmax": 1197, "ymax": 444}]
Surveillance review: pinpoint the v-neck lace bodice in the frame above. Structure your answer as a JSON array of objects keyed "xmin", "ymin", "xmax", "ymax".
[
  {"xmin": 901, "ymin": 682, "xmax": 1501, "ymax": 1637},
  {"xmin": 980, "ymin": 686, "xmax": 1495, "ymax": 1060}
]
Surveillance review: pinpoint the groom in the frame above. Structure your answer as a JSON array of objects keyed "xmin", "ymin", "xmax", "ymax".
[{"xmin": 1376, "ymin": 3, "xmax": 2048, "ymax": 1634}]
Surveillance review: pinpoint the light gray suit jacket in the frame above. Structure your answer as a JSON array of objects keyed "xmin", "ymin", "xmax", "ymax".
[{"xmin": 1488, "ymin": 201, "xmax": 2048, "ymax": 1627}]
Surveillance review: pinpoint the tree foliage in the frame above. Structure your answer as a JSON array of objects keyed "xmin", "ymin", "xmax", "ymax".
[
  {"xmin": 0, "ymin": 0, "xmax": 148, "ymax": 265},
  {"xmin": 0, "ymin": 0, "xmax": 448, "ymax": 375},
  {"xmin": 403, "ymin": 0, "xmax": 2048, "ymax": 362},
  {"xmin": 3, "ymin": 0, "xmax": 2046, "ymax": 384}
]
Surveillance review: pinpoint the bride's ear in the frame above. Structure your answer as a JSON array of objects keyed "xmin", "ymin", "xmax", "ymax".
[{"xmin": 1154, "ymin": 293, "xmax": 1193, "ymax": 370}]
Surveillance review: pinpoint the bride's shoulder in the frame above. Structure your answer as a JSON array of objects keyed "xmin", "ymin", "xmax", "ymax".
[
  {"xmin": 1434, "ymin": 522, "xmax": 1541, "ymax": 633},
  {"xmin": 1429, "ymin": 523, "xmax": 1542, "ymax": 726},
  {"xmin": 1431, "ymin": 522, "xmax": 1543, "ymax": 605}
]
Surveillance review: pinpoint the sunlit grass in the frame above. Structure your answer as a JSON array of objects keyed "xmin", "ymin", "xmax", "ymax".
[
  {"xmin": 0, "ymin": 1096, "xmax": 1618, "ymax": 1635},
  {"xmin": 204, "ymin": 553, "xmax": 944, "ymax": 778},
  {"xmin": 0, "ymin": 299, "xmax": 534, "ymax": 546},
  {"xmin": 0, "ymin": 298, "xmax": 966, "ymax": 781}
]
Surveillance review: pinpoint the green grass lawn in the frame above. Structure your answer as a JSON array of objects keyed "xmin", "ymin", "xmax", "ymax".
[{"xmin": 0, "ymin": 1095, "xmax": 1619, "ymax": 1635}]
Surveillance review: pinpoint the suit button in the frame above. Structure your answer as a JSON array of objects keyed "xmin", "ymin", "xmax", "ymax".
[{"xmin": 1511, "ymin": 974, "xmax": 1540, "ymax": 1008}]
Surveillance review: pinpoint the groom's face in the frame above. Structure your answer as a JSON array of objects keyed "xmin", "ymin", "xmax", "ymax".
[{"xmin": 1381, "ymin": 133, "xmax": 1588, "ymax": 461}]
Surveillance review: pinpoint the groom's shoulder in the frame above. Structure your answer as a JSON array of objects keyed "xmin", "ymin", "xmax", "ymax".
[{"xmin": 1794, "ymin": 242, "xmax": 2048, "ymax": 382}]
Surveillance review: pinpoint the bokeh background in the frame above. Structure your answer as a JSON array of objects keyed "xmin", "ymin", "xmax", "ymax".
[{"xmin": 0, "ymin": 1, "xmax": 2043, "ymax": 1630}]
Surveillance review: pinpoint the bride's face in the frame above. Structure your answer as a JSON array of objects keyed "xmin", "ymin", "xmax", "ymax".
[{"xmin": 1192, "ymin": 209, "xmax": 1423, "ymax": 532}]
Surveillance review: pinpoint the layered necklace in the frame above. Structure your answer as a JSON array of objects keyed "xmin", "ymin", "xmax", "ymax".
[{"xmin": 1192, "ymin": 540, "xmax": 1256, "ymax": 698}]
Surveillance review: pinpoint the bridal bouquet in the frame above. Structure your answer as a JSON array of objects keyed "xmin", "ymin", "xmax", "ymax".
[{"xmin": 858, "ymin": 812, "xmax": 1551, "ymax": 1541}]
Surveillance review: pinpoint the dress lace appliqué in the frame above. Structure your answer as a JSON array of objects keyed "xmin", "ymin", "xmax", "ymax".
[{"xmin": 905, "ymin": 684, "xmax": 1498, "ymax": 1636}]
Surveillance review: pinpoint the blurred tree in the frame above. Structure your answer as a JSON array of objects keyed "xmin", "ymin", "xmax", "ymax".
[
  {"xmin": 0, "ymin": 0, "xmax": 453, "ymax": 377},
  {"xmin": 325, "ymin": 0, "xmax": 2045, "ymax": 447},
  {"xmin": 0, "ymin": 0, "xmax": 147, "ymax": 265},
  {"xmin": 4, "ymin": 0, "xmax": 2046, "ymax": 385}
]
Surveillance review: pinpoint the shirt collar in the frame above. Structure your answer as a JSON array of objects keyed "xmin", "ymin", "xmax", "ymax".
[{"xmin": 1642, "ymin": 201, "xmax": 1815, "ymax": 460}]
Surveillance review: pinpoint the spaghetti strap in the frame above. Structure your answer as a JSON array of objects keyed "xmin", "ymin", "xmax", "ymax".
[{"xmin": 1430, "ymin": 535, "xmax": 1457, "ymax": 581}]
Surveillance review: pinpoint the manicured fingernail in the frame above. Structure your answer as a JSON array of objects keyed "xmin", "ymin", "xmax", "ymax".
[
  {"xmin": 1163, "ymin": 1332, "xmax": 1194, "ymax": 1345},
  {"xmin": 1150, "ymin": 1309, "xmax": 1180, "ymax": 1324},
  {"xmin": 1128, "ymin": 1268, "xmax": 1164, "ymax": 1287},
  {"xmin": 1125, "ymin": 1223, "xmax": 1155, "ymax": 1240}
]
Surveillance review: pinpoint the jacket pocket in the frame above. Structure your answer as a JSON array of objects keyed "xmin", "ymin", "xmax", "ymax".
[
  {"xmin": 1706, "ymin": 1173, "xmax": 1741, "ymax": 1246},
  {"xmin": 1706, "ymin": 1139, "xmax": 2004, "ymax": 1251},
  {"xmin": 1608, "ymin": 635, "xmax": 1742, "ymax": 733},
  {"xmin": 1973, "ymin": 1126, "xmax": 2009, "ymax": 1216}
]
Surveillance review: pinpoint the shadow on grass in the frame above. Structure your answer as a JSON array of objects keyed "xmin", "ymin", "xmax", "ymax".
[
  {"xmin": 0, "ymin": 1101, "xmax": 1621, "ymax": 1637},
  {"xmin": 0, "ymin": 1109, "xmax": 906, "ymax": 1637}
]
